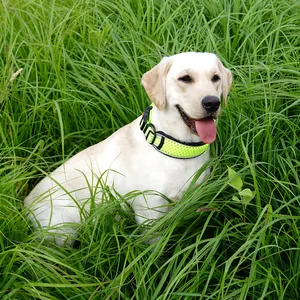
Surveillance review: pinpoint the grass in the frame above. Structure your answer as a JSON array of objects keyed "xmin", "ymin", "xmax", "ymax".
[{"xmin": 1, "ymin": 0, "xmax": 300, "ymax": 298}]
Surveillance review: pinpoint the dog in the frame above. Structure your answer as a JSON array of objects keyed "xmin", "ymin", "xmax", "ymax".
[{"xmin": 24, "ymin": 52, "xmax": 232, "ymax": 246}]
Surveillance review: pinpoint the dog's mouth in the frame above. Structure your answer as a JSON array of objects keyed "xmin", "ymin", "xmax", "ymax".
[{"xmin": 176, "ymin": 105, "xmax": 217, "ymax": 144}]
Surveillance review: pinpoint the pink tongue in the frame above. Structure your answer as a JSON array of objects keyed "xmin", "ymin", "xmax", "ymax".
[{"xmin": 195, "ymin": 118, "xmax": 216, "ymax": 144}]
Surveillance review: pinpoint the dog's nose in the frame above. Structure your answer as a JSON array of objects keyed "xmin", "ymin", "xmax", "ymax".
[{"xmin": 202, "ymin": 96, "xmax": 220, "ymax": 112}]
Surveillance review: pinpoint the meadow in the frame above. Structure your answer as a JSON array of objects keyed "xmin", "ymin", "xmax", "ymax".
[{"xmin": 0, "ymin": 0, "xmax": 300, "ymax": 299}]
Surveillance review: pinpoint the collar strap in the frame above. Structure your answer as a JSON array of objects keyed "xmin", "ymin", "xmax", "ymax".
[{"xmin": 139, "ymin": 105, "xmax": 209, "ymax": 159}]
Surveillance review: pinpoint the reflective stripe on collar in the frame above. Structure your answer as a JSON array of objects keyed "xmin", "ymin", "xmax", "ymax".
[{"xmin": 139, "ymin": 105, "xmax": 209, "ymax": 159}]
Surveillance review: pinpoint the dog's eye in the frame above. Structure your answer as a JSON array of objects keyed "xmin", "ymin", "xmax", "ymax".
[
  {"xmin": 212, "ymin": 74, "xmax": 220, "ymax": 82},
  {"xmin": 178, "ymin": 75, "xmax": 193, "ymax": 83}
]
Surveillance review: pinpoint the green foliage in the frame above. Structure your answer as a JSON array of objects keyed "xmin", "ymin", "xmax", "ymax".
[
  {"xmin": 0, "ymin": 0, "xmax": 300, "ymax": 299},
  {"xmin": 227, "ymin": 166, "xmax": 244, "ymax": 192},
  {"xmin": 228, "ymin": 166, "xmax": 255, "ymax": 204}
]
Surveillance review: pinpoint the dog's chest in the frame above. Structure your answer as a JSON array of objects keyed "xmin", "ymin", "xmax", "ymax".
[
  {"xmin": 153, "ymin": 153, "xmax": 210, "ymax": 198},
  {"xmin": 112, "ymin": 147, "xmax": 210, "ymax": 200}
]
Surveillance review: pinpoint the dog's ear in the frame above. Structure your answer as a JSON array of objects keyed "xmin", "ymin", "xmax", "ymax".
[
  {"xmin": 141, "ymin": 57, "xmax": 172, "ymax": 110},
  {"xmin": 218, "ymin": 60, "xmax": 232, "ymax": 105}
]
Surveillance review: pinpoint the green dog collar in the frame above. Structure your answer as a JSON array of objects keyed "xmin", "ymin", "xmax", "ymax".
[{"xmin": 139, "ymin": 105, "xmax": 209, "ymax": 159}]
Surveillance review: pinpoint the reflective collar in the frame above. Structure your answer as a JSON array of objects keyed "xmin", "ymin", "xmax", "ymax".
[{"xmin": 139, "ymin": 105, "xmax": 209, "ymax": 159}]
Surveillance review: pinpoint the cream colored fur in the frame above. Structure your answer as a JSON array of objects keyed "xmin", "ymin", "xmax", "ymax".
[{"xmin": 24, "ymin": 52, "xmax": 232, "ymax": 245}]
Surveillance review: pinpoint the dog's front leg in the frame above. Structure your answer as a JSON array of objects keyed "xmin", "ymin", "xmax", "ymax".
[{"xmin": 131, "ymin": 194, "xmax": 169, "ymax": 242}]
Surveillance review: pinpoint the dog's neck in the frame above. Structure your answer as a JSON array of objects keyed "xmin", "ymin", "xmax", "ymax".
[{"xmin": 150, "ymin": 105, "xmax": 202, "ymax": 143}]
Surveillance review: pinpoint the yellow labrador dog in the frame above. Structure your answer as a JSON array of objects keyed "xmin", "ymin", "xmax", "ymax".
[{"xmin": 25, "ymin": 52, "xmax": 232, "ymax": 245}]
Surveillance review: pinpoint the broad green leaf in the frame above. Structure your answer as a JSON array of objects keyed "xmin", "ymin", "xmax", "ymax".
[
  {"xmin": 227, "ymin": 167, "xmax": 243, "ymax": 192},
  {"xmin": 232, "ymin": 195, "xmax": 241, "ymax": 202},
  {"xmin": 239, "ymin": 188, "xmax": 255, "ymax": 205}
]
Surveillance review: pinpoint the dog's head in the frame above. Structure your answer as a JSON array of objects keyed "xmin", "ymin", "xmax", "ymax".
[{"xmin": 142, "ymin": 52, "xmax": 232, "ymax": 144}]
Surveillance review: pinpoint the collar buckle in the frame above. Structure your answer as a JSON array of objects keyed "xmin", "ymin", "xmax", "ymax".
[
  {"xmin": 140, "ymin": 106, "xmax": 156, "ymax": 144},
  {"xmin": 144, "ymin": 123, "xmax": 157, "ymax": 145}
]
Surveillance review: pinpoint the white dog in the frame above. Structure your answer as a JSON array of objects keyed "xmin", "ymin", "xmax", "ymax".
[{"xmin": 25, "ymin": 52, "xmax": 232, "ymax": 245}]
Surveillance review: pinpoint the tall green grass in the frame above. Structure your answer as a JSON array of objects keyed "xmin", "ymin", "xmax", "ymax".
[{"xmin": 1, "ymin": 0, "xmax": 300, "ymax": 298}]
